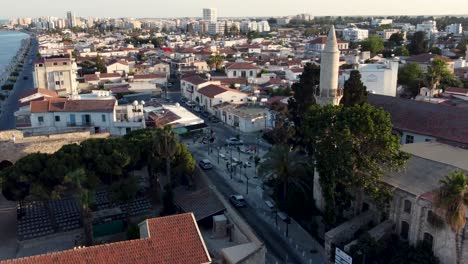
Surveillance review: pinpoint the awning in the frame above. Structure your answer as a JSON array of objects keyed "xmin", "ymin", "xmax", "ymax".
[{"xmin": 172, "ymin": 127, "xmax": 188, "ymax": 135}]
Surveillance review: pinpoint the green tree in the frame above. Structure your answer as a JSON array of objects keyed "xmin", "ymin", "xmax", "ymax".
[
  {"xmin": 64, "ymin": 168, "xmax": 95, "ymax": 246},
  {"xmin": 263, "ymin": 102, "xmax": 295, "ymax": 145},
  {"xmin": 171, "ymin": 144, "xmax": 196, "ymax": 186},
  {"xmin": 153, "ymin": 126, "xmax": 178, "ymax": 188},
  {"xmin": 206, "ymin": 55, "xmax": 225, "ymax": 70},
  {"xmin": 430, "ymin": 47, "xmax": 442, "ymax": 55},
  {"xmin": 341, "ymin": 70, "xmax": 368, "ymax": 107},
  {"xmin": 229, "ymin": 24, "xmax": 239, "ymax": 35},
  {"xmin": 360, "ymin": 35, "xmax": 385, "ymax": 54},
  {"xmin": 409, "ymin": 31, "xmax": 428, "ymax": 55},
  {"xmin": 304, "ymin": 104, "xmax": 408, "ymax": 224},
  {"xmin": 388, "ymin": 32, "xmax": 405, "ymax": 44},
  {"xmin": 288, "ymin": 63, "xmax": 320, "ymax": 137},
  {"xmin": 424, "ymin": 58, "xmax": 452, "ymax": 93},
  {"xmin": 394, "ymin": 46, "xmax": 410, "ymax": 56},
  {"xmin": 398, "ymin": 63, "xmax": 422, "ymax": 97},
  {"xmin": 434, "ymin": 170, "xmax": 468, "ymax": 264},
  {"xmin": 258, "ymin": 145, "xmax": 309, "ymax": 201},
  {"xmin": 95, "ymin": 55, "xmax": 107, "ymax": 73}
]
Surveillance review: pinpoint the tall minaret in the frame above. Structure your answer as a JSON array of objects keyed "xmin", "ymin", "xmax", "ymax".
[{"xmin": 315, "ymin": 25, "xmax": 343, "ymax": 106}]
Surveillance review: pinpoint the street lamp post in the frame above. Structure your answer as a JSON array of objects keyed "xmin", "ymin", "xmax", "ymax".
[
  {"xmin": 245, "ymin": 175, "xmax": 249, "ymax": 195},
  {"xmin": 230, "ymin": 145, "xmax": 233, "ymax": 180}
]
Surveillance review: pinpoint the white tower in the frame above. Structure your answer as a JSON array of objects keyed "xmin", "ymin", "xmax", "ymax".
[
  {"xmin": 203, "ymin": 8, "xmax": 217, "ymax": 23},
  {"xmin": 315, "ymin": 25, "xmax": 343, "ymax": 106}
]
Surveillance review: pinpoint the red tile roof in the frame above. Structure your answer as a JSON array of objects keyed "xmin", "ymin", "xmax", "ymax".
[
  {"xmin": 407, "ymin": 54, "xmax": 452, "ymax": 63},
  {"xmin": 368, "ymin": 94, "xmax": 468, "ymax": 145},
  {"xmin": 181, "ymin": 75, "xmax": 208, "ymax": 86},
  {"xmin": 197, "ymin": 85, "xmax": 229, "ymax": 98},
  {"xmin": 84, "ymin": 74, "xmax": 99, "ymax": 82},
  {"xmin": 30, "ymin": 99, "xmax": 116, "ymax": 113},
  {"xmin": 20, "ymin": 88, "xmax": 58, "ymax": 100},
  {"xmin": 226, "ymin": 62, "xmax": 258, "ymax": 70},
  {"xmin": 0, "ymin": 213, "xmax": 211, "ymax": 264}
]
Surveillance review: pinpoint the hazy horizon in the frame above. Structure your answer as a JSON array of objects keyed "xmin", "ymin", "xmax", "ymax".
[{"xmin": 2, "ymin": 0, "xmax": 468, "ymax": 19}]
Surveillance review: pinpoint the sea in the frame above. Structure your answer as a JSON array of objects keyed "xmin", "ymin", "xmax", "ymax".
[{"xmin": 0, "ymin": 31, "xmax": 29, "ymax": 77}]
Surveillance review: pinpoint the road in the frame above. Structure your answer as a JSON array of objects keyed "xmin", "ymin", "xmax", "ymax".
[
  {"xmin": 0, "ymin": 37, "xmax": 37, "ymax": 131},
  {"xmin": 201, "ymin": 159, "xmax": 304, "ymax": 264}
]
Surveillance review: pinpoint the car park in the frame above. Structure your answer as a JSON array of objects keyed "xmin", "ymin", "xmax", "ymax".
[
  {"xmin": 199, "ymin": 159, "xmax": 213, "ymax": 170},
  {"xmin": 229, "ymin": 194, "xmax": 247, "ymax": 208}
]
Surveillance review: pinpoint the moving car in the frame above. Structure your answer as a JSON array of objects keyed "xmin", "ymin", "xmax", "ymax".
[
  {"xmin": 199, "ymin": 159, "xmax": 213, "ymax": 170},
  {"xmin": 226, "ymin": 137, "xmax": 243, "ymax": 145},
  {"xmin": 229, "ymin": 194, "xmax": 247, "ymax": 208}
]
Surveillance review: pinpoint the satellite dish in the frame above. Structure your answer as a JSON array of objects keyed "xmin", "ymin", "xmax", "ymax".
[{"xmin": 132, "ymin": 100, "xmax": 139, "ymax": 106}]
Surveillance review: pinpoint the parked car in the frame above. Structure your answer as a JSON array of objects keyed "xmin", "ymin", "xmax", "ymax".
[
  {"xmin": 199, "ymin": 159, "xmax": 213, "ymax": 170},
  {"xmin": 209, "ymin": 116, "xmax": 220, "ymax": 123},
  {"xmin": 229, "ymin": 194, "xmax": 247, "ymax": 208},
  {"xmin": 185, "ymin": 101, "xmax": 195, "ymax": 107},
  {"xmin": 194, "ymin": 106, "xmax": 201, "ymax": 112},
  {"xmin": 243, "ymin": 161, "xmax": 252, "ymax": 167},
  {"xmin": 226, "ymin": 137, "xmax": 244, "ymax": 145},
  {"xmin": 201, "ymin": 111, "xmax": 210, "ymax": 118}
]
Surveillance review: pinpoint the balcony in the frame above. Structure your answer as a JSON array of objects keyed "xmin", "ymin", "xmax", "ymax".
[{"xmin": 67, "ymin": 122, "xmax": 94, "ymax": 127}]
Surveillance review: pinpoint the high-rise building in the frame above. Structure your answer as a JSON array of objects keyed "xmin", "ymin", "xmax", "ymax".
[
  {"xmin": 315, "ymin": 25, "xmax": 343, "ymax": 106},
  {"xmin": 66, "ymin": 11, "xmax": 76, "ymax": 28},
  {"xmin": 203, "ymin": 8, "xmax": 217, "ymax": 23}
]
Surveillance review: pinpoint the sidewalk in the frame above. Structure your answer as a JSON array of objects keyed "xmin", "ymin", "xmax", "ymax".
[{"xmin": 187, "ymin": 140, "xmax": 325, "ymax": 264}]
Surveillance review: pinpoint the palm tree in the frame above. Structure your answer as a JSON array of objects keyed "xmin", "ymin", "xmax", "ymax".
[
  {"xmin": 434, "ymin": 170, "xmax": 468, "ymax": 264},
  {"xmin": 258, "ymin": 145, "xmax": 309, "ymax": 201},
  {"xmin": 153, "ymin": 126, "xmax": 178, "ymax": 188},
  {"xmin": 424, "ymin": 58, "xmax": 450, "ymax": 96},
  {"xmin": 207, "ymin": 55, "xmax": 224, "ymax": 70},
  {"xmin": 65, "ymin": 168, "xmax": 94, "ymax": 246}
]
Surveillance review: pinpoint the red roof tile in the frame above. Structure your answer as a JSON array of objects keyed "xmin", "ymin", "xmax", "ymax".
[
  {"xmin": 181, "ymin": 75, "xmax": 208, "ymax": 86},
  {"xmin": 197, "ymin": 85, "xmax": 229, "ymax": 98},
  {"xmin": 30, "ymin": 99, "xmax": 116, "ymax": 113},
  {"xmin": 226, "ymin": 62, "xmax": 258, "ymax": 70},
  {"xmin": 0, "ymin": 213, "xmax": 211, "ymax": 264}
]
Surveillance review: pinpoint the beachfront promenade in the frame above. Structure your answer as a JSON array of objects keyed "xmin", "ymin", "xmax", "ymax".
[{"xmin": 0, "ymin": 35, "xmax": 36, "ymax": 130}]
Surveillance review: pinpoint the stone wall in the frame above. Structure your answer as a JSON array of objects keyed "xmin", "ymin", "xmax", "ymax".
[{"xmin": 0, "ymin": 130, "xmax": 109, "ymax": 163}]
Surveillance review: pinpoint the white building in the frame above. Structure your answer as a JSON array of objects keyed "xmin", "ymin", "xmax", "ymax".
[
  {"xmin": 445, "ymin": 23, "xmax": 463, "ymax": 35},
  {"xmin": 257, "ymin": 21, "xmax": 271, "ymax": 32},
  {"xmin": 340, "ymin": 59, "xmax": 400, "ymax": 97},
  {"xmin": 197, "ymin": 84, "xmax": 248, "ymax": 114},
  {"xmin": 225, "ymin": 62, "xmax": 258, "ymax": 78},
  {"xmin": 342, "ymin": 28, "xmax": 369, "ymax": 42},
  {"xmin": 203, "ymin": 8, "xmax": 217, "ymax": 23},
  {"xmin": 208, "ymin": 22, "xmax": 226, "ymax": 35},
  {"xmin": 371, "ymin": 18, "xmax": 393, "ymax": 27},
  {"xmin": 215, "ymin": 104, "xmax": 269, "ymax": 133},
  {"xmin": 33, "ymin": 57, "xmax": 79, "ymax": 96},
  {"xmin": 416, "ymin": 20, "xmax": 438, "ymax": 37},
  {"xmin": 15, "ymin": 90, "xmax": 145, "ymax": 136}
]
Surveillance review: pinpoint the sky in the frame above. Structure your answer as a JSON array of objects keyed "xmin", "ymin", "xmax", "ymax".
[{"xmin": 2, "ymin": 0, "xmax": 468, "ymax": 19}]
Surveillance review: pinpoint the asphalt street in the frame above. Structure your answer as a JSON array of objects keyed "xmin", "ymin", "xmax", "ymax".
[{"xmin": 0, "ymin": 38, "xmax": 37, "ymax": 131}]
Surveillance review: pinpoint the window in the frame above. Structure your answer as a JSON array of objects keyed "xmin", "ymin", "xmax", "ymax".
[
  {"xmin": 250, "ymin": 71, "xmax": 253, "ymax": 77},
  {"xmin": 423, "ymin": 233, "xmax": 434, "ymax": 247},
  {"xmin": 404, "ymin": 200, "xmax": 412, "ymax": 213},
  {"xmin": 38, "ymin": 64, "xmax": 43, "ymax": 67},
  {"xmin": 101, "ymin": 114, "xmax": 106, "ymax": 122},
  {"xmin": 38, "ymin": 116, "xmax": 44, "ymax": 123},
  {"xmin": 60, "ymin": 72, "xmax": 63, "ymax": 76},
  {"xmin": 400, "ymin": 221, "xmax": 410, "ymax": 240},
  {"xmin": 55, "ymin": 116, "xmax": 60, "ymax": 122},
  {"xmin": 53, "ymin": 62, "xmax": 58, "ymax": 66},
  {"xmin": 405, "ymin": 135, "xmax": 414, "ymax": 144},
  {"xmin": 233, "ymin": 71, "xmax": 237, "ymax": 77},
  {"xmin": 425, "ymin": 138, "xmax": 432, "ymax": 142},
  {"xmin": 55, "ymin": 81, "xmax": 61, "ymax": 85},
  {"xmin": 63, "ymin": 62, "xmax": 67, "ymax": 65}
]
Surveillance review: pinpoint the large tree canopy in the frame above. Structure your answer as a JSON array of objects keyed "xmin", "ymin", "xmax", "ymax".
[
  {"xmin": 341, "ymin": 70, "xmax": 368, "ymax": 107},
  {"xmin": 303, "ymin": 103, "xmax": 408, "ymax": 224},
  {"xmin": 360, "ymin": 35, "xmax": 385, "ymax": 55}
]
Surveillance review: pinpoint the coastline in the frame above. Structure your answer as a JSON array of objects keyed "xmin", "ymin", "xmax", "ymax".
[{"xmin": 0, "ymin": 31, "xmax": 32, "ymax": 97}]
